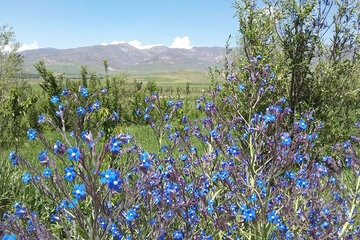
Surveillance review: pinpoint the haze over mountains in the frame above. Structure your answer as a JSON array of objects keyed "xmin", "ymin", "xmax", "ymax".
[{"xmin": 22, "ymin": 43, "xmax": 226, "ymax": 77}]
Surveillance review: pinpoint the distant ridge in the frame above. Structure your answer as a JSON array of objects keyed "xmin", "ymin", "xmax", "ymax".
[{"xmin": 21, "ymin": 43, "xmax": 226, "ymax": 76}]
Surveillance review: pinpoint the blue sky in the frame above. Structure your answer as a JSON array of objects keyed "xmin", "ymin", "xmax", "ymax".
[{"xmin": 1, "ymin": 0, "xmax": 238, "ymax": 50}]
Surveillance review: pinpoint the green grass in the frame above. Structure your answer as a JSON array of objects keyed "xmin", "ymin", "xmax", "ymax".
[
  {"xmin": 24, "ymin": 69, "xmax": 214, "ymax": 94},
  {"xmin": 0, "ymin": 131, "xmax": 61, "ymax": 216},
  {"xmin": 132, "ymin": 70, "xmax": 211, "ymax": 87}
]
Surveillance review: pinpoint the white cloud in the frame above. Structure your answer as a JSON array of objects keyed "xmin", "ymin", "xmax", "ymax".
[
  {"xmin": 18, "ymin": 41, "xmax": 39, "ymax": 52},
  {"xmin": 110, "ymin": 40, "xmax": 126, "ymax": 45},
  {"xmin": 100, "ymin": 40, "xmax": 161, "ymax": 49},
  {"xmin": 3, "ymin": 45, "xmax": 12, "ymax": 53},
  {"xmin": 128, "ymin": 40, "xmax": 161, "ymax": 49},
  {"xmin": 169, "ymin": 36, "xmax": 192, "ymax": 49},
  {"xmin": 101, "ymin": 37, "xmax": 193, "ymax": 50}
]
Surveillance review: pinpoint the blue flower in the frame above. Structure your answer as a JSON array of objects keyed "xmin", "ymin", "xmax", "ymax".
[
  {"xmin": 227, "ymin": 145, "xmax": 239, "ymax": 156},
  {"xmin": 281, "ymin": 133, "xmax": 291, "ymax": 146},
  {"xmin": 111, "ymin": 110, "xmax": 119, "ymax": 121},
  {"xmin": 140, "ymin": 152, "xmax": 151, "ymax": 169},
  {"xmin": 72, "ymin": 184, "xmax": 86, "ymax": 200},
  {"xmin": 285, "ymin": 231, "xmax": 293, "ymax": 239},
  {"xmin": 173, "ymin": 230, "xmax": 185, "ymax": 240},
  {"xmin": 38, "ymin": 151, "xmax": 49, "ymax": 165},
  {"xmin": 53, "ymin": 140, "xmax": 64, "ymax": 154},
  {"xmin": 64, "ymin": 166, "xmax": 76, "ymax": 182},
  {"xmin": 27, "ymin": 129, "xmax": 36, "ymax": 140},
  {"xmin": 267, "ymin": 211, "xmax": 280, "ymax": 223},
  {"xmin": 2, "ymin": 233, "xmax": 16, "ymax": 240},
  {"xmin": 206, "ymin": 204, "xmax": 214, "ymax": 213},
  {"xmin": 295, "ymin": 178, "xmax": 309, "ymax": 189},
  {"xmin": 167, "ymin": 100, "xmax": 174, "ymax": 106},
  {"xmin": 277, "ymin": 223, "xmax": 287, "ymax": 231},
  {"xmin": 93, "ymin": 100, "xmax": 101, "ymax": 110},
  {"xmin": 38, "ymin": 114, "xmax": 45, "ymax": 124},
  {"xmin": 50, "ymin": 95, "xmax": 59, "ymax": 104},
  {"xmin": 219, "ymin": 170, "xmax": 229, "ymax": 180},
  {"xmin": 285, "ymin": 171, "xmax": 295, "ymax": 179},
  {"xmin": 108, "ymin": 173, "xmax": 122, "ymax": 191},
  {"xmin": 77, "ymin": 107, "xmax": 85, "ymax": 115},
  {"xmin": 179, "ymin": 154, "xmax": 187, "ymax": 161},
  {"xmin": 22, "ymin": 172, "xmax": 31, "ymax": 183},
  {"xmin": 67, "ymin": 147, "xmax": 81, "ymax": 161},
  {"xmin": 212, "ymin": 173, "xmax": 219, "ymax": 181},
  {"xmin": 59, "ymin": 200, "xmax": 67, "ymax": 209},
  {"xmin": 211, "ymin": 129, "xmax": 219, "ymax": 138},
  {"xmin": 8, "ymin": 151, "xmax": 18, "ymax": 166},
  {"xmin": 176, "ymin": 100, "xmax": 184, "ymax": 108},
  {"xmin": 81, "ymin": 131, "xmax": 89, "ymax": 142},
  {"xmin": 50, "ymin": 213, "xmax": 60, "ymax": 222},
  {"xmin": 110, "ymin": 137, "xmax": 121, "ymax": 154},
  {"xmin": 205, "ymin": 102, "xmax": 214, "ymax": 112},
  {"xmin": 264, "ymin": 114, "xmax": 275, "ymax": 123},
  {"xmin": 136, "ymin": 109, "xmax": 141, "ymax": 115},
  {"xmin": 323, "ymin": 206, "xmax": 330, "ymax": 215},
  {"xmin": 126, "ymin": 209, "xmax": 137, "ymax": 222},
  {"xmin": 321, "ymin": 221, "xmax": 329, "ymax": 228},
  {"xmin": 238, "ymin": 84, "xmax": 245, "ymax": 91},
  {"xmin": 43, "ymin": 168, "xmax": 52, "ymax": 178},
  {"xmin": 244, "ymin": 208, "xmax": 256, "ymax": 221},
  {"xmin": 79, "ymin": 86, "xmax": 88, "ymax": 97},
  {"xmin": 100, "ymin": 169, "xmax": 113, "ymax": 184},
  {"xmin": 298, "ymin": 119, "xmax": 307, "ymax": 130},
  {"xmin": 249, "ymin": 194, "xmax": 257, "ymax": 202},
  {"xmin": 144, "ymin": 113, "xmax": 150, "ymax": 120}
]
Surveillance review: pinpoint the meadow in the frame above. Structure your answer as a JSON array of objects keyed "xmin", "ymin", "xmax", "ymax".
[{"xmin": 1, "ymin": 0, "xmax": 360, "ymax": 239}]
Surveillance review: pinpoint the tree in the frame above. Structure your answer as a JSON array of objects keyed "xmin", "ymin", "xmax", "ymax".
[
  {"xmin": 0, "ymin": 25, "xmax": 23, "ymax": 100},
  {"xmin": 229, "ymin": 0, "xmax": 360, "ymax": 146}
]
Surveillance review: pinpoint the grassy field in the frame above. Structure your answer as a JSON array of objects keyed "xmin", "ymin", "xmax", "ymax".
[
  {"xmin": 25, "ymin": 69, "xmax": 214, "ymax": 95},
  {"xmin": 132, "ymin": 70, "xmax": 211, "ymax": 87}
]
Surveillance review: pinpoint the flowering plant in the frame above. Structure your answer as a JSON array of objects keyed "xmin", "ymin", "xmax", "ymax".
[{"xmin": 1, "ymin": 57, "xmax": 359, "ymax": 240}]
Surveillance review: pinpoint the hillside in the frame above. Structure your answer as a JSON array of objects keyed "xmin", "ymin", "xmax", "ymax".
[{"xmin": 22, "ymin": 44, "xmax": 225, "ymax": 76}]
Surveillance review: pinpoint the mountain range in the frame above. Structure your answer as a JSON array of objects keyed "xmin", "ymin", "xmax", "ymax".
[{"xmin": 21, "ymin": 44, "xmax": 226, "ymax": 77}]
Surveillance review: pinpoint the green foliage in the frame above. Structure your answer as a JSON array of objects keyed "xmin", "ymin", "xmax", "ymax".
[
  {"xmin": 0, "ymin": 25, "xmax": 24, "ymax": 100},
  {"xmin": 0, "ymin": 25, "xmax": 35, "ymax": 149},
  {"xmin": 231, "ymin": 0, "xmax": 360, "ymax": 146},
  {"xmin": 35, "ymin": 61, "xmax": 62, "ymax": 97},
  {"xmin": 146, "ymin": 80, "xmax": 158, "ymax": 93},
  {"xmin": 0, "ymin": 87, "xmax": 37, "ymax": 148},
  {"xmin": 308, "ymin": 59, "xmax": 360, "ymax": 145}
]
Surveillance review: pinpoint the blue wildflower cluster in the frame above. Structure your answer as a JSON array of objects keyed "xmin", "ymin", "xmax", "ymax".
[{"xmin": 2, "ymin": 59, "xmax": 360, "ymax": 240}]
